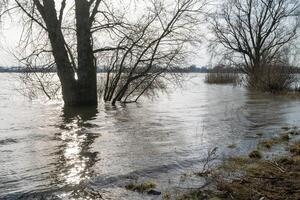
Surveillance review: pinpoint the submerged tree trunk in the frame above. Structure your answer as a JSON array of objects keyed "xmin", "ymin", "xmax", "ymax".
[
  {"xmin": 75, "ymin": 0, "xmax": 98, "ymax": 106},
  {"xmin": 33, "ymin": 0, "xmax": 98, "ymax": 106}
]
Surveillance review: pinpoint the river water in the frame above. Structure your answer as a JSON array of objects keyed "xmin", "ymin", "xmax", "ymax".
[{"xmin": 0, "ymin": 73, "xmax": 300, "ymax": 199}]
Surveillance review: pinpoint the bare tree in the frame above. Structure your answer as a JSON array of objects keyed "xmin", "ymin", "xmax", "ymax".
[
  {"xmin": 98, "ymin": 0, "xmax": 206, "ymax": 105},
  {"xmin": 1, "ymin": 0, "xmax": 119, "ymax": 106},
  {"xmin": 1, "ymin": 0, "xmax": 206, "ymax": 106},
  {"xmin": 210, "ymin": 0, "xmax": 299, "ymax": 74}
]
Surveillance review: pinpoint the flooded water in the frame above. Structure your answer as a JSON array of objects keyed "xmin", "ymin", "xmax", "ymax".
[{"xmin": 1, "ymin": 73, "xmax": 300, "ymax": 199}]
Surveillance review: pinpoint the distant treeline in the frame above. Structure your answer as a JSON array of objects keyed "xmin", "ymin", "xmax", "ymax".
[
  {"xmin": 205, "ymin": 64, "xmax": 300, "ymax": 74},
  {"xmin": 0, "ymin": 66, "xmax": 57, "ymax": 73},
  {"xmin": 0, "ymin": 65, "xmax": 210, "ymax": 73},
  {"xmin": 1, "ymin": 65, "xmax": 299, "ymax": 73},
  {"xmin": 0, "ymin": 66, "xmax": 107, "ymax": 73}
]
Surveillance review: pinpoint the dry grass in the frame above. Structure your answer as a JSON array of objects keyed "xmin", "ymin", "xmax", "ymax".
[
  {"xmin": 290, "ymin": 141, "xmax": 300, "ymax": 156},
  {"xmin": 163, "ymin": 192, "xmax": 171, "ymax": 200},
  {"xmin": 214, "ymin": 155, "xmax": 300, "ymax": 200},
  {"xmin": 205, "ymin": 73, "xmax": 240, "ymax": 85},
  {"xmin": 176, "ymin": 190, "xmax": 214, "ymax": 200},
  {"xmin": 227, "ymin": 144, "xmax": 237, "ymax": 149},
  {"xmin": 256, "ymin": 132, "xmax": 264, "ymax": 136},
  {"xmin": 258, "ymin": 131, "xmax": 291, "ymax": 149},
  {"xmin": 248, "ymin": 150, "xmax": 262, "ymax": 159},
  {"xmin": 246, "ymin": 64, "xmax": 297, "ymax": 93},
  {"xmin": 178, "ymin": 129, "xmax": 300, "ymax": 200},
  {"xmin": 259, "ymin": 139, "xmax": 278, "ymax": 149},
  {"xmin": 125, "ymin": 181, "xmax": 156, "ymax": 193}
]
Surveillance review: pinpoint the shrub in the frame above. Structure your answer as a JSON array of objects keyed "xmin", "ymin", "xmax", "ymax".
[
  {"xmin": 245, "ymin": 64, "xmax": 297, "ymax": 92},
  {"xmin": 205, "ymin": 72, "xmax": 240, "ymax": 85}
]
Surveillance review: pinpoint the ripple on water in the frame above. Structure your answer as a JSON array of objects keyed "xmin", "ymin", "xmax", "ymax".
[
  {"xmin": 1, "ymin": 74, "xmax": 300, "ymax": 199},
  {"xmin": 0, "ymin": 138, "xmax": 18, "ymax": 146}
]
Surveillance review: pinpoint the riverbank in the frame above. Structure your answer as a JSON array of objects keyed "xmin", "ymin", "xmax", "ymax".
[
  {"xmin": 175, "ymin": 127, "xmax": 300, "ymax": 200},
  {"xmin": 119, "ymin": 127, "xmax": 300, "ymax": 200}
]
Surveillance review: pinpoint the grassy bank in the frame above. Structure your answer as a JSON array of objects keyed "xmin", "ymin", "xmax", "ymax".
[
  {"xmin": 177, "ymin": 127, "xmax": 300, "ymax": 200},
  {"xmin": 122, "ymin": 128, "xmax": 300, "ymax": 199}
]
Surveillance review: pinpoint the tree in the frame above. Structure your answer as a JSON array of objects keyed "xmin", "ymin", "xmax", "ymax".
[
  {"xmin": 100, "ymin": 0, "xmax": 205, "ymax": 105},
  {"xmin": 2, "ymin": 0, "xmax": 206, "ymax": 106},
  {"xmin": 1, "ymin": 0, "xmax": 116, "ymax": 106},
  {"xmin": 210, "ymin": 0, "xmax": 299, "ymax": 74}
]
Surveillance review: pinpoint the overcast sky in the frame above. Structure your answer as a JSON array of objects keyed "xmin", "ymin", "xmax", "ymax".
[
  {"xmin": 1, "ymin": 0, "xmax": 298, "ymax": 68},
  {"xmin": 0, "ymin": 26, "xmax": 210, "ymax": 67},
  {"xmin": 0, "ymin": 22, "xmax": 21, "ymax": 66},
  {"xmin": 0, "ymin": 0, "xmax": 212, "ymax": 67}
]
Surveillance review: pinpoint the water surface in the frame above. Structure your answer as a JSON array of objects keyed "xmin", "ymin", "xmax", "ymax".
[{"xmin": 0, "ymin": 73, "xmax": 300, "ymax": 199}]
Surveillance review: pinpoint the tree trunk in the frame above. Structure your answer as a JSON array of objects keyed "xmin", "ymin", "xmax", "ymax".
[
  {"xmin": 37, "ymin": 0, "xmax": 98, "ymax": 106},
  {"xmin": 75, "ymin": 0, "xmax": 98, "ymax": 106}
]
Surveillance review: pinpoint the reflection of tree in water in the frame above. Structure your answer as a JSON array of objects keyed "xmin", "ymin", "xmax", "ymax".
[{"xmin": 49, "ymin": 106, "xmax": 101, "ymax": 199}]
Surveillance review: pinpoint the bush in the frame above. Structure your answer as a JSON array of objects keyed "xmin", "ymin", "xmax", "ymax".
[
  {"xmin": 245, "ymin": 64, "xmax": 297, "ymax": 92},
  {"xmin": 205, "ymin": 72, "xmax": 240, "ymax": 85}
]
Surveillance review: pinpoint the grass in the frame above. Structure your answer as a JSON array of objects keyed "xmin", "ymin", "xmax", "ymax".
[
  {"xmin": 287, "ymin": 129, "xmax": 300, "ymax": 136},
  {"xmin": 280, "ymin": 132, "xmax": 290, "ymax": 140},
  {"xmin": 256, "ymin": 132, "xmax": 264, "ymax": 136},
  {"xmin": 163, "ymin": 192, "xmax": 171, "ymax": 200},
  {"xmin": 258, "ymin": 131, "xmax": 291, "ymax": 149},
  {"xmin": 219, "ymin": 156, "xmax": 253, "ymax": 173},
  {"xmin": 176, "ymin": 190, "xmax": 213, "ymax": 200},
  {"xmin": 125, "ymin": 181, "xmax": 156, "ymax": 193},
  {"xmin": 245, "ymin": 64, "xmax": 297, "ymax": 93},
  {"xmin": 259, "ymin": 139, "xmax": 277, "ymax": 148},
  {"xmin": 289, "ymin": 141, "xmax": 300, "ymax": 156},
  {"xmin": 248, "ymin": 150, "xmax": 262, "ymax": 159},
  {"xmin": 180, "ymin": 153, "xmax": 300, "ymax": 200},
  {"xmin": 281, "ymin": 126, "xmax": 291, "ymax": 131},
  {"xmin": 205, "ymin": 73, "xmax": 240, "ymax": 85},
  {"xmin": 178, "ymin": 129, "xmax": 300, "ymax": 200},
  {"xmin": 227, "ymin": 144, "xmax": 237, "ymax": 149},
  {"xmin": 215, "ymin": 155, "xmax": 300, "ymax": 200}
]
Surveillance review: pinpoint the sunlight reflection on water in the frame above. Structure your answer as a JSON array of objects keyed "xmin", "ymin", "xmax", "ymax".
[{"xmin": 1, "ymin": 74, "xmax": 300, "ymax": 199}]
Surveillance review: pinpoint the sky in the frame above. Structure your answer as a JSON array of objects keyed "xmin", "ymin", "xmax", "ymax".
[
  {"xmin": 1, "ymin": 0, "xmax": 298, "ymax": 68},
  {"xmin": 0, "ymin": 0, "xmax": 212, "ymax": 67},
  {"xmin": 0, "ymin": 14, "xmax": 26, "ymax": 66},
  {"xmin": 0, "ymin": 33, "xmax": 210, "ymax": 67}
]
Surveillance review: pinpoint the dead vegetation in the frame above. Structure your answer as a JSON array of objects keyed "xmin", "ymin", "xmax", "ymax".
[
  {"xmin": 245, "ymin": 64, "xmax": 298, "ymax": 93},
  {"xmin": 204, "ymin": 73, "xmax": 240, "ymax": 85},
  {"xmin": 213, "ymin": 155, "xmax": 300, "ymax": 200},
  {"xmin": 210, "ymin": 0, "xmax": 299, "ymax": 94},
  {"xmin": 258, "ymin": 129, "xmax": 300, "ymax": 149},
  {"xmin": 227, "ymin": 144, "xmax": 237, "ymax": 149},
  {"xmin": 177, "ymin": 190, "xmax": 214, "ymax": 200},
  {"xmin": 290, "ymin": 141, "xmax": 300, "ymax": 156},
  {"xmin": 125, "ymin": 181, "xmax": 156, "ymax": 193},
  {"xmin": 248, "ymin": 150, "xmax": 262, "ymax": 159},
  {"xmin": 178, "ymin": 127, "xmax": 300, "ymax": 200}
]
